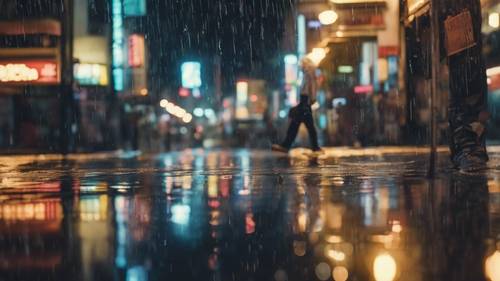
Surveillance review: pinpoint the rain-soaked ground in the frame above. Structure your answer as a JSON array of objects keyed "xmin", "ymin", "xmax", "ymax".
[{"xmin": 0, "ymin": 146, "xmax": 500, "ymax": 281}]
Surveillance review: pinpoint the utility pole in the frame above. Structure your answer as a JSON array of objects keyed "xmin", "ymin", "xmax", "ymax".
[
  {"xmin": 428, "ymin": 0, "xmax": 440, "ymax": 178},
  {"xmin": 60, "ymin": 0, "xmax": 75, "ymax": 154}
]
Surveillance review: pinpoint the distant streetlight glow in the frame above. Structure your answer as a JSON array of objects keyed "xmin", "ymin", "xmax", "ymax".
[
  {"xmin": 319, "ymin": 10, "xmax": 338, "ymax": 25},
  {"xmin": 193, "ymin": 108, "xmax": 204, "ymax": 117},
  {"xmin": 489, "ymin": 13, "xmax": 500, "ymax": 29},
  {"xmin": 307, "ymin": 48, "xmax": 328, "ymax": 66},
  {"xmin": 487, "ymin": 66, "xmax": 500, "ymax": 77},
  {"xmin": 373, "ymin": 253, "xmax": 397, "ymax": 281},
  {"xmin": 182, "ymin": 113, "xmax": 193, "ymax": 123},
  {"xmin": 485, "ymin": 251, "xmax": 500, "ymax": 281},
  {"xmin": 332, "ymin": 266, "xmax": 349, "ymax": 281}
]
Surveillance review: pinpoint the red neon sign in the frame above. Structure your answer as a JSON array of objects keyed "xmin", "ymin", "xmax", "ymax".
[
  {"xmin": 128, "ymin": 34, "xmax": 145, "ymax": 68},
  {"xmin": 354, "ymin": 85, "xmax": 374, "ymax": 94},
  {"xmin": 0, "ymin": 60, "xmax": 59, "ymax": 84}
]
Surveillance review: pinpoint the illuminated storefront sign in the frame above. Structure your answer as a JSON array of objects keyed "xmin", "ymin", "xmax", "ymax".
[
  {"xmin": 284, "ymin": 54, "xmax": 298, "ymax": 84},
  {"xmin": 0, "ymin": 199, "xmax": 62, "ymax": 221},
  {"xmin": 128, "ymin": 34, "xmax": 145, "ymax": 68},
  {"xmin": 112, "ymin": 0, "xmax": 125, "ymax": 91},
  {"xmin": 124, "ymin": 0, "xmax": 146, "ymax": 16},
  {"xmin": 354, "ymin": 85, "xmax": 374, "ymax": 94},
  {"xmin": 74, "ymin": 63, "xmax": 109, "ymax": 86},
  {"xmin": 181, "ymin": 61, "xmax": 202, "ymax": 89},
  {"xmin": 338, "ymin": 65, "xmax": 354, "ymax": 74},
  {"xmin": 236, "ymin": 81, "xmax": 249, "ymax": 119},
  {"xmin": 0, "ymin": 60, "xmax": 59, "ymax": 84}
]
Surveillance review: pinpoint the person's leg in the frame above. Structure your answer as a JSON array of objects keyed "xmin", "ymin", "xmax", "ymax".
[
  {"xmin": 281, "ymin": 118, "xmax": 301, "ymax": 150},
  {"xmin": 303, "ymin": 109, "xmax": 320, "ymax": 151},
  {"xmin": 446, "ymin": 0, "xmax": 488, "ymax": 170}
]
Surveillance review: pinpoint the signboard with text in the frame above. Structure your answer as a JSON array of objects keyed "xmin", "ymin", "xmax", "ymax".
[
  {"xmin": 124, "ymin": 0, "xmax": 146, "ymax": 16},
  {"xmin": 128, "ymin": 34, "xmax": 145, "ymax": 68},
  {"xmin": 0, "ymin": 60, "xmax": 59, "ymax": 85}
]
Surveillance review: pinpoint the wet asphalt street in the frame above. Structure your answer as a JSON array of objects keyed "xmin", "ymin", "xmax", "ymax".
[{"xmin": 0, "ymin": 147, "xmax": 500, "ymax": 281}]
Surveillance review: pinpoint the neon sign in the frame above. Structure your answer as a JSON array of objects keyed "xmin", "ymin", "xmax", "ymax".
[
  {"xmin": 181, "ymin": 61, "xmax": 202, "ymax": 89},
  {"xmin": 74, "ymin": 63, "xmax": 108, "ymax": 86},
  {"xmin": 128, "ymin": 34, "xmax": 145, "ymax": 68},
  {"xmin": 112, "ymin": 0, "xmax": 125, "ymax": 91},
  {"xmin": 0, "ymin": 61, "xmax": 59, "ymax": 84}
]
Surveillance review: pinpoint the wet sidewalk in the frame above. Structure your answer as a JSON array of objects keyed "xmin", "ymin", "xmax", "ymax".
[{"xmin": 0, "ymin": 147, "xmax": 499, "ymax": 281}]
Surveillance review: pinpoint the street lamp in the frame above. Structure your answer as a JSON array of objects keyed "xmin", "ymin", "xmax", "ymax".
[
  {"xmin": 307, "ymin": 48, "xmax": 328, "ymax": 66},
  {"xmin": 318, "ymin": 10, "xmax": 338, "ymax": 25},
  {"xmin": 489, "ymin": 12, "xmax": 500, "ymax": 28}
]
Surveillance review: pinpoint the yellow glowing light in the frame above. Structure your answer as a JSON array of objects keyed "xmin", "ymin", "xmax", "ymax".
[
  {"xmin": 407, "ymin": 0, "xmax": 426, "ymax": 14},
  {"xmin": 327, "ymin": 249, "xmax": 346, "ymax": 261},
  {"xmin": 332, "ymin": 266, "xmax": 349, "ymax": 281},
  {"xmin": 298, "ymin": 211, "xmax": 308, "ymax": 232},
  {"xmin": 488, "ymin": 66, "xmax": 500, "ymax": 77},
  {"xmin": 489, "ymin": 13, "xmax": 500, "ymax": 29},
  {"xmin": 318, "ymin": 10, "xmax": 338, "ymax": 25},
  {"xmin": 182, "ymin": 175, "xmax": 192, "ymax": 189},
  {"xmin": 486, "ymin": 251, "xmax": 500, "ymax": 281},
  {"xmin": 140, "ymin": 88, "xmax": 148, "ymax": 96},
  {"xmin": 307, "ymin": 48, "xmax": 328, "ymax": 66},
  {"xmin": 325, "ymin": 235, "xmax": 343, "ymax": 243},
  {"xmin": 208, "ymin": 176, "xmax": 218, "ymax": 198},
  {"xmin": 373, "ymin": 253, "xmax": 397, "ymax": 281},
  {"xmin": 236, "ymin": 81, "xmax": 248, "ymax": 103},
  {"xmin": 182, "ymin": 113, "xmax": 193, "ymax": 123},
  {"xmin": 160, "ymin": 99, "xmax": 169, "ymax": 107},
  {"xmin": 166, "ymin": 103, "xmax": 175, "ymax": 113},
  {"xmin": 392, "ymin": 224, "xmax": 402, "ymax": 233},
  {"xmin": 0, "ymin": 64, "xmax": 39, "ymax": 82}
]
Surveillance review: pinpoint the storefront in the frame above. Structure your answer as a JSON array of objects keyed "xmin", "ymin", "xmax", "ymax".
[
  {"xmin": 0, "ymin": 19, "xmax": 63, "ymax": 152},
  {"xmin": 296, "ymin": 0, "xmax": 404, "ymax": 146}
]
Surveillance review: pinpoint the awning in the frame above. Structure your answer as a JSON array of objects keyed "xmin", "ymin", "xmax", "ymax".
[{"xmin": 0, "ymin": 19, "xmax": 61, "ymax": 36}]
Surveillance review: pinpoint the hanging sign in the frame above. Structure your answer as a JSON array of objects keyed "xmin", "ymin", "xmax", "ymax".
[{"xmin": 444, "ymin": 10, "xmax": 476, "ymax": 56}]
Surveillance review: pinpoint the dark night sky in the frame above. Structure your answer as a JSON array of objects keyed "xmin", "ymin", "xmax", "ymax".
[{"xmin": 0, "ymin": 0, "xmax": 295, "ymax": 94}]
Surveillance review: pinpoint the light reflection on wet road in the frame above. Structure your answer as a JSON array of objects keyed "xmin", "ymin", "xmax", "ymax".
[{"xmin": 0, "ymin": 147, "xmax": 499, "ymax": 281}]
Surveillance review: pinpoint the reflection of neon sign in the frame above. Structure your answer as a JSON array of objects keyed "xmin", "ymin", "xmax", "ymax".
[
  {"xmin": 236, "ymin": 81, "xmax": 249, "ymax": 119},
  {"xmin": 0, "ymin": 61, "xmax": 59, "ymax": 84},
  {"xmin": 0, "ymin": 200, "xmax": 62, "ymax": 221}
]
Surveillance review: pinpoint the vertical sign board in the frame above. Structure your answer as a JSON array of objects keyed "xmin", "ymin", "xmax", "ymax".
[
  {"xmin": 128, "ymin": 34, "xmax": 145, "ymax": 68},
  {"xmin": 112, "ymin": 0, "xmax": 125, "ymax": 91},
  {"xmin": 181, "ymin": 62, "xmax": 202, "ymax": 89},
  {"xmin": 236, "ymin": 81, "xmax": 249, "ymax": 119}
]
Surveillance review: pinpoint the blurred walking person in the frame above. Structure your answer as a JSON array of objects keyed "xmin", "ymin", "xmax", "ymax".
[{"xmin": 272, "ymin": 58, "xmax": 322, "ymax": 153}]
